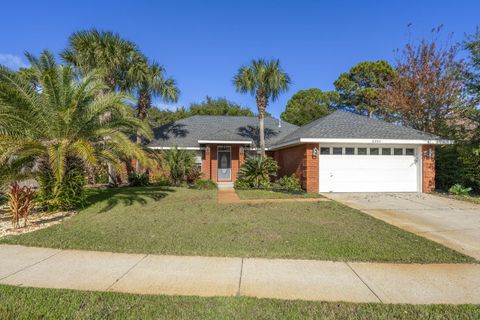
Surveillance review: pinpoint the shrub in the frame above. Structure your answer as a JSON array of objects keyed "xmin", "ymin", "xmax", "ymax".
[
  {"xmin": 7, "ymin": 182, "xmax": 35, "ymax": 228},
  {"xmin": 128, "ymin": 172, "xmax": 150, "ymax": 187},
  {"xmin": 191, "ymin": 179, "xmax": 217, "ymax": 190},
  {"xmin": 37, "ymin": 166, "xmax": 86, "ymax": 211},
  {"xmin": 161, "ymin": 148, "xmax": 196, "ymax": 186},
  {"xmin": 436, "ymin": 145, "xmax": 480, "ymax": 194},
  {"xmin": 237, "ymin": 157, "xmax": 278, "ymax": 188},
  {"xmin": 234, "ymin": 180, "xmax": 252, "ymax": 189},
  {"xmin": 155, "ymin": 175, "xmax": 171, "ymax": 186},
  {"xmin": 187, "ymin": 166, "xmax": 202, "ymax": 184},
  {"xmin": 275, "ymin": 174, "xmax": 302, "ymax": 192},
  {"xmin": 449, "ymin": 184, "xmax": 472, "ymax": 196}
]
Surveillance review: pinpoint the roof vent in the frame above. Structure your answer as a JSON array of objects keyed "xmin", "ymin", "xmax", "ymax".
[{"xmin": 278, "ymin": 118, "xmax": 282, "ymax": 128}]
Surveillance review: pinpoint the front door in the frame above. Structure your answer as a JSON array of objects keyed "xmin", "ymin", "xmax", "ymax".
[{"xmin": 217, "ymin": 146, "xmax": 231, "ymax": 181}]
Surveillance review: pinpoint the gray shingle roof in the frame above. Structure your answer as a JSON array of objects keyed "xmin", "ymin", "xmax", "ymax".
[
  {"xmin": 148, "ymin": 115, "xmax": 298, "ymax": 148},
  {"xmin": 273, "ymin": 110, "xmax": 441, "ymax": 146},
  {"xmin": 147, "ymin": 111, "xmax": 442, "ymax": 149}
]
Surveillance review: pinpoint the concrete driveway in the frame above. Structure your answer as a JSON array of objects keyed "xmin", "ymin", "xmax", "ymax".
[{"xmin": 323, "ymin": 193, "xmax": 480, "ymax": 260}]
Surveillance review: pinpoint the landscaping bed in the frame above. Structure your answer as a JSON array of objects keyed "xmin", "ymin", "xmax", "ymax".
[
  {"xmin": 0, "ymin": 186, "xmax": 473, "ymax": 263},
  {"xmin": 0, "ymin": 285, "xmax": 479, "ymax": 319}
]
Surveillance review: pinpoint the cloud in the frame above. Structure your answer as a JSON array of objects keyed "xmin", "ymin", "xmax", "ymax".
[
  {"xmin": 0, "ymin": 53, "xmax": 28, "ymax": 70},
  {"xmin": 155, "ymin": 102, "xmax": 184, "ymax": 111}
]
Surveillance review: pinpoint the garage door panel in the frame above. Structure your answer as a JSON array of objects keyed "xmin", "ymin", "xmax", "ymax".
[{"xmin": 319, "ymin": 151, "xmax": 419, "ymax": 193}]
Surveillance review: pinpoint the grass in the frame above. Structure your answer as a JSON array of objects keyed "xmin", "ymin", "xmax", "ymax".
[
  {"xmin": 236, "ymin": 189, "xmax": 323, "ymax": 199},
  {"xmin": 1, "ymin": 186, "xmax": 474, "ymax": 263},
  {"xmin": 1, "ymin": 285, "xmax": 479, "ymax": 319}
]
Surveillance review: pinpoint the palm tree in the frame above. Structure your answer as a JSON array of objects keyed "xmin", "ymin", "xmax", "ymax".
[
  {"xmin": 129, "ymin": 61, "xmax": 180, "ymax": 172},
  {"xmin": 233, "ymin": 59, "xmax": 291, "ymax": 156},
  {"xmin": 61, "ymin": 29, "xmax": 146, "ymax": 183},
  {"xmin": 0, "ymin": 51, "xmax": 152, "ymax": 200},
  {"xmin": 61, "ymin": 29, "xmax": 142, "ymax": 92}
]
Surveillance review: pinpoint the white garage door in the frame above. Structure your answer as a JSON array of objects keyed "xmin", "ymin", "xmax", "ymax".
[{"xmin": 319, "ymin": 145, "xmax": 420, "ymax": 193}]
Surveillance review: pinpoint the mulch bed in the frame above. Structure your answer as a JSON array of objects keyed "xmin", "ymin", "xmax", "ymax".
[{"xmin": 0, "ymin": 209, "xmax": 76, "ymax": 238}]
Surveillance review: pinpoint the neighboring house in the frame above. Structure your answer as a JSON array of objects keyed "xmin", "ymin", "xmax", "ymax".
[{"xmin": 147, "ymin": 110, "xmax": 450, "ymax": 193}]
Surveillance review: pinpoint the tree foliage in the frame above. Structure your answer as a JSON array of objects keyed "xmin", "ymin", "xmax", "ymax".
[
  {"xmin": 334, "ymin": 60, "xmax": 396, "ymax": 118},
  {"xmin": 233, "ymin": 59, "xmax": 290, "ymax": 156},
  {"xmin": 380, "ymin": 31, "xmax": 474, "ymax": 136},
  {"xmin": 0, "ymin": 51, "xmax": 151, "ymax": 208},
  {"xmin": 281, "ymin": 89, "xmax": 338, "ymax": 126},
  {"xmin": 190, "ymin": 96, "xmax": 253, "ymax": 116}
]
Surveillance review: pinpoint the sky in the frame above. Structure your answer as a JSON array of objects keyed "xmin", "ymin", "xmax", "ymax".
[{"xmin": 1, "ymin": 0, "xmax": 479, "ymax": 118}]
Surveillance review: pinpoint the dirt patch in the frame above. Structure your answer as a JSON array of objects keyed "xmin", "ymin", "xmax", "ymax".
[{"xmin": 0, "ymin": 209, "xmax": 77, "ymax": 238}]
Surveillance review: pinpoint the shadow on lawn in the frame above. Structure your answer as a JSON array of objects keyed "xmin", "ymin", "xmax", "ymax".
[{"xmin": 84, "ymin": 186, "xmax": 176, "ymax": 213}]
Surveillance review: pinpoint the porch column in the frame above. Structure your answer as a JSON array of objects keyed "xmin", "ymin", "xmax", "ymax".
[{"xmin": 203, "ymin": 145, "xmax": 211, "ymax": 180}]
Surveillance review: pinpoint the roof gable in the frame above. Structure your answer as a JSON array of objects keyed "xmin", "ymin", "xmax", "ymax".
[{"xmin": 274, "ymin": 110, "xmax": 441, "ymax": 146}]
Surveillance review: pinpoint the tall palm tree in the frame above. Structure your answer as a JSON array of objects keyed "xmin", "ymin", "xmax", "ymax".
[
  {"xmin": 0, "ymin": 51, "xmax": 152, "ymax": 197},
  {"xmin": 61, "ymin": 29, "xmax": 146, "ymax": 183},
  {"xmin": 61, "ymin": 29, "xmax": 143, "ymax": 92},
  {"xmin": 233, "ymin": 59, "xmax": 290, "ymax": 156},
  {"xmin": 129, "ymin": 61, "xmax": 180, "ymax": 172}
]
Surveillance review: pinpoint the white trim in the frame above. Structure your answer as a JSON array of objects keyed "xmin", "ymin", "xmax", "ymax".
[
  {"xmin": 271, "ymin": 138, "xmax": 452, "ymax": 150},
  {"xmin": 300, "ymin": 138, "xmax": 453, "ymax": 145},
  {"xmin": 148, "ymin": 146, "xmax": 204, "ymax": 150},
  {"xmin": 198, "ymin": 140, "xmax": 252, "ymax": 144}
]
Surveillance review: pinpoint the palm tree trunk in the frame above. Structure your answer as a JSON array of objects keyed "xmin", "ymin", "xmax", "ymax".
[
  {"xmin": 135, "ymin": 89, "xmax": 150, "ymax": 173},
  {"xmin": 259, "ymin": 114, "xmax": 266, "ymax": 157},
  {"xmin": 256, "ymin": 90, "xmax": 267, "ymax": 157}
]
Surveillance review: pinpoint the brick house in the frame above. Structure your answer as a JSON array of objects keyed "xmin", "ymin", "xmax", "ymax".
[{"xmin": 147, "ymin": 111, "xmax": 450, "ymax": 193}]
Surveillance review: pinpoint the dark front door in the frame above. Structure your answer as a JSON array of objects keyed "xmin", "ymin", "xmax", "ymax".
[{"xmin": 217, "ymin": 146, "xmax": 231, "ymax": 181}]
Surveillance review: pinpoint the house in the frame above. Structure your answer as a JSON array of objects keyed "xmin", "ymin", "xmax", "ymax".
[{"xmin": 147, "ymin": 110, "xmax": 450, "ymax": 193}]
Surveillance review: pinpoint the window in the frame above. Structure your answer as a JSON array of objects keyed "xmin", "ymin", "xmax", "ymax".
[
  {"xmin": 345, "ymin": 147, "xmax": 355, "ymax": 155},
  {"xmin": 382, "ymin": 148, "xmax": 391, "ymax": 155},
  {"xmin": 370, "ymin": 148, "xmax": 379, "ymax": 155},
  {"xmin": 357, "ymin": 148, "xmax": 367, "ymax": 155},
  {"xmin": 320, "ymin": 147, "xmax": 330, "ymax": 155},
  {"xmin": 405, "ymin": 148, "xmax": 415, "ymax": 155},
  {"xmin": 332, "ymin": 147, "xmax": 343, "ymax": 155},
  {"xmin": 195, "ymin": 151, "xmax": 203, "ymax": 170},
  {"xmin": 394, "ymin": 148, "xmax": 403, "ymax": 155}
]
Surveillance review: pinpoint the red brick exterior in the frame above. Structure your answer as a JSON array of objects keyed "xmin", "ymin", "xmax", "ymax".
[
  {"xmin": 273, "ymin": 143, "xmax": 319, "ymax": 193},
  {"xmin": 422, "ymin": 144, "xmax": 436, "ymax": 193},
  {"xmin": 200, "ymin": 144, "xmax": 244, "ymax": 182}
]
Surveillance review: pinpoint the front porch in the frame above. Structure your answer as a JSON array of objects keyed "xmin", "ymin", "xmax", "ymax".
[{"xmin": 201, "ymin": 144, "xmax": 247, "ymax": 183}]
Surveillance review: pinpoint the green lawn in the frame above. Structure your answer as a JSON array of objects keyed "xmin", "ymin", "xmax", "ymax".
[
  {"xmin": 236, "ymin": 189, "xmax": 323, "ymax": 199},
  {"xmin": 1, "ymin": 285, "xmax": 479, "ymax": 320},
  {"xmin": 1, "ymin": 186, "xmax": 474, "ymax": 263}
]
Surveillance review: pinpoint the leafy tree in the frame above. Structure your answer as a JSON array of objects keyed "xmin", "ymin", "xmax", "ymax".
[
  {"xmin": 281, "ymin": 89, "xmax": 338, "ymax": 126},
  {"xmin": 190, "ymin": 96, "xmax": 253, "ymax": 116},
  {"xmin": 148, "ymin": 107, "xmax": 190, "ymax": 127},
  {"xmin": 0, "ymin": 51, "xmax": 151, "ymax": 209},
  {"xmin": 233, "ymin": 59, "xmax": 291, "ymax": 156},
  {"xmin": 334, "ymin": 60, "xmax": 396, "ymax": 118},
  {"xmin": 379, "ymin": 31, "xmax": 474, "ymax": 135}
]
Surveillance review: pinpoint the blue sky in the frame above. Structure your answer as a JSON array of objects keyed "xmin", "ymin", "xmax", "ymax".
[{"xmin": 1, "ymin": 0, "xmax": 479, "ymax": 117}]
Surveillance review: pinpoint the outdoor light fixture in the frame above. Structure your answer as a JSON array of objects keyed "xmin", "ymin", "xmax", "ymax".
[
  {"xmin": 426, "ymin": 147, "xmax": 433, "ymax": 158},
  {"xmin": 312, "ymin": 147, "xmax": 319, "ymax": 158},
  {"xmin": 239, "ymin": 147, "xmax": 244, "ymax": 154}
]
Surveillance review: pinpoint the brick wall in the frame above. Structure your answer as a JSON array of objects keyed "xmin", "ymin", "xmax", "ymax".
[
  {"xmin": 202, "ymin": 147, "xmax": 211, "ymax": 180},
  {"xmin": 422, "ymin": 144, "xmax": 436, "ymax": 193},
  {"xmin": 273, "ymin": 143, "xmax": 319, "ymax": 193}
]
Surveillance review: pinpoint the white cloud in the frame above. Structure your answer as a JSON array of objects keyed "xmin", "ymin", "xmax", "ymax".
[
  {"xmin": 0, "ymin": 53, "xmax": 28, "ymax": 70},
  {"xmin": 155, "ymin": 102, "xmax": 184, "ymax": 111}
]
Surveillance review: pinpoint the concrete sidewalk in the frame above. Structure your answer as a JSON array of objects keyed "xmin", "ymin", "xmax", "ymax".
[{"xmin": 1, "ymin": 245, "xmax": 479, "ymax": 304}]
